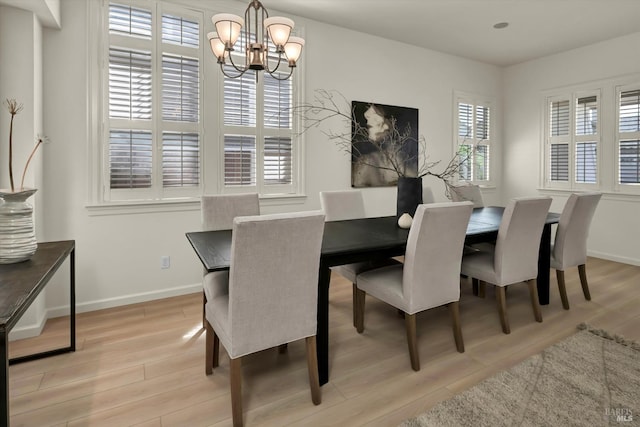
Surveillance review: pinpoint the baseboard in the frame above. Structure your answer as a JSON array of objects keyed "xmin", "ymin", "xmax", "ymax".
[
  {"xmin": 588, "ymin": 250, "xmax": 640, "ymax": 267},
  {"xmin": 9, "ymin": 283, "xmax": 201, "ymax": 341}
]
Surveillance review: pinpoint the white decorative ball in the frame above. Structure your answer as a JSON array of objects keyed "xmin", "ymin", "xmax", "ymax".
[{"xmin": 398, "ymin": 213, "xmax": 413, "ymax": 229}]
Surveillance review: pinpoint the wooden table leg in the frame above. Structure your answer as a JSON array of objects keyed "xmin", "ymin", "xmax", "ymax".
[
  {"xmin": 1, "ymin": 329, "xmax": 9, "ymax": 427},
  {"xmin": 316, "ymin": 263, "xmax": 331, "ymax": 386},
  {"xmin": 537, "ymin": 223, "xmax": 552, "ymax": 305}
]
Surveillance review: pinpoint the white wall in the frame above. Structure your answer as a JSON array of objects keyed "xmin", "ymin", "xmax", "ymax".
[
  {"xmin": 1, "ymin": 5, "xmax": 47, "ymax": 338},
  {"xmin": 503, "ymin": 32, "xmax": 640, "ymax": 266},
  {"xmin": 3, "ymin": 0, "xmax": 503, "ymax": 335}
]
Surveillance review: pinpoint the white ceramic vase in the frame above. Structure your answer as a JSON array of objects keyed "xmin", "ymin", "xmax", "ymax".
[{"xmin": 0, "ymin": 188, "xmax": 37, "ymax": 264}]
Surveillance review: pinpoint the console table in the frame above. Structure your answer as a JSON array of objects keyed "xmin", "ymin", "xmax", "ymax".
[{"xmin": 0, "ymin": 240, "xmax": 76, "ymax": 427}]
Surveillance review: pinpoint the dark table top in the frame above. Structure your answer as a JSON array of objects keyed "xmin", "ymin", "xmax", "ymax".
[
  {"xmin": 0, "ymin": 241, "xmax": 75, "ymax": 330},
  {"xmin": 186, "ymin": 207, "xmax": 561, "ymax": 273}
]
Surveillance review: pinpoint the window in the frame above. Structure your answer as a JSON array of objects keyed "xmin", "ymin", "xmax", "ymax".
[
  {"xmin": 91, "ymin": 1, "xmax": 304, "ymax": 208},
  {"xmin": 542, "ymin": 76, "xmax": 640, "ymax": 196},
  {"xmin": 220, "ymin": 49, "xmax": 298, "ymax": 195},
  {"xmin": 617, "ymin": 88, "xmax": 640, "ymax": 186},
  {"xmin": 105, "ymin": 2, "xmax": 202, "ymax": 201},
  {"xmin": 545, "ymin": 91, "xmax": 600, "ymax": 188},
  {"xmin": 455, "ymin": 93, "xmax": 493, "ymax": 184}
]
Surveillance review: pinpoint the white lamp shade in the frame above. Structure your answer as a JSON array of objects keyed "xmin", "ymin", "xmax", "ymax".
[
  {"xmin": 284, "ymin": 36, "xmax": 305, "ymax": 64},
  {"xmin": 264, "ymin": 16, "xmax": 294, "ymax": 47},
  {"xmin": 207, "ymin": 32, "xmax": 226, "ymax": 59},
  {"xmin": 212, "ymin": 13, "xmax": 244, "ymax": 46}
]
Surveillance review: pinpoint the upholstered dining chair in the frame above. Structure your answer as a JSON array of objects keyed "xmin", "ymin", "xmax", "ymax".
[
  {"xmin": 461, "ymin": 197, "xmax": 552, "ymax": 334},
  {"xmin": 354, "ymin": 202, "xmax": 474, "ymax": 371},
  {"xmin": 449, "ymin": 183, "xmax": 484, "ymax": 208},
  {"xmin": 422, "ymin": 185, "xmax": 435, "ymax": 204},
  {"xmin": 319, "ymin": 190, "xmax": 401, "ymax": 325},
  {"xmin": 551, "ymin": 192, "xmax": 602, "ymax": 310},
  {"xmin": 204, "ymin": 211, "xmax": 325, "ymax": 427},
  {"xmin": 201, "ymin": 194, "xmax": 260, "ymax": 327}
]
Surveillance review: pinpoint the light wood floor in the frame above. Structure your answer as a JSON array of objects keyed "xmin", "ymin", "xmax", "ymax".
[{"xmin": 8, "ymin": 257, "xmax": 640, "ymax": 426}]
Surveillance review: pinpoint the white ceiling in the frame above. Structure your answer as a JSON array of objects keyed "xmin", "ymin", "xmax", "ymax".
[{"xmin": 251, "ymin": 0, "xmax": 640, "ymax": 66}]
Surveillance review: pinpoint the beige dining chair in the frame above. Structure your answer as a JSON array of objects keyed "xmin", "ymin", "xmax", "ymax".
[
  {"xmin": 204, "ymin": 211, "xmax": 325, "ymax": 427},
  {"xmin": 422, "ymin": 185, "xmax": 435, "ymax": 203},
  {"xmin": 319, "ymin": 190, "xmax": 401, "ymax": 325},
  {"xmin": 355, "ymin": 202, "xmax": 474, "ymax": 371},
  {"xmin": 461, "ymin": 196, "xmax": 552, "ymax": 334},
  {"xmin": 551, "ymin": 192, "xmax": 602, "ymax": 309},
  {"xmin": 201, "ymin": 193, "xmax": 260, "ymax": 328},
  {"xmin": 449, "ymin": 183, "xmax": 484, "ymax": 208}
]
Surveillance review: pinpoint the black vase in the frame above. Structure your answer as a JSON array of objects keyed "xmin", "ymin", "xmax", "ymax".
[{"xmin": 396, "ymin": 177, "xmax": 423, "ymax": 222}]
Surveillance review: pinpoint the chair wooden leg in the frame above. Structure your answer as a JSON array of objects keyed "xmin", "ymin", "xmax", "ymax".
[
  {"xmin": 352, "ymin": 282, "xmax": 357, "ymax": 327},
  {"xmin": 556, "ymin": 270, "xmax": 570, "ymax": 310},
  {"xmin": 277, "ymin": 344, "xmax": 288, "ymax": 354},
  {"xmin": 578, "ymin": 264, "xmax": 592, "ymax": 301},
  {"xmin": 355, "ymin": 287, "xmax": 366, "ymax": 333},
  {"xmin": 448, "ymin": 302, "xmax": 465, "ymax": 353},
  {"xmin": 202, "ymin": 291, "xmax": 207, "ymax": 329},
  {"xmin": 527, "ymin": 279, "xmax": 543, "ymax": 323},
  {"xmin": 478, "ymin": 281, "xmax": 486, "ymax": 298},
  {"xmin": 305, "ymin": 336, "xmax": 322, "ymax": 405},
  {"xmin": 205, "ymin": 319, "xmax": 219, "ymax": 374},
  {"xmin": 495, "ymin": 286, "xmax": 510, "ymax": 334},
  {"xmin": 472, "ymin": 278, "xmax": 479, "ymax": 296},
  {"xmin": 229, "ymin": 357, "xmax": 243, "ymax": 427},
  {"xmin": 404, "ymin": 312, "xmax": 420, "ymax": 371}
]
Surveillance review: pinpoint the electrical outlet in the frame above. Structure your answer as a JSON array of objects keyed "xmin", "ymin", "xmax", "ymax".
[{"xmin": 161, "ymin": 256, "xmax": 170, "ymax": 269}]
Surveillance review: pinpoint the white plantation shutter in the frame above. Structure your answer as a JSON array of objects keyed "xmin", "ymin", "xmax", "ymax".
[
  {"xmin": 109, "ymin": 130, "xmax": 152, "ymax": 189},
  {"xmin": 162, "ymin": 132, "xmax": 199, "ymax": 187},
  {"xmin": 108, "ymin": 48, "xmax": 152, "ymax": 120},
  {"xmin": 549, "ymin": 99, "xmax": 570, "ymax": 182},
  {"xmin": 108, "ymin": 3, "xmax": 151, "ymax": 38},
  {"xmin": 575, "ymin": 96, "xmax": 598, "ymax": 184},
  {"xmin": 224, "ymin": 135, "xmax": 256, "ymax": 186},
  {"xmin": 162, "ymin": 54, "xmax": 199, "ymax": 122},
  {"xmin": 161, "ymin": 14, "xmax": 199, "ymax": 47},
  {"xmin": 456, "ymin": 97, "xmax": 492, "ymax": 183},
  {"xmin": 224, "ymin": 69, "xmax": 257, "ymax": 127},
  {"xmin": 618, "ymin": 89, "xmax": 640, "ymax": 184},
  {"xmin": 106, "ymin": 2, "xmax": 201, "ymax": 198},
  {"xmin": 221, "ymin": 56, "xmax": 297, "ymax": 193}
]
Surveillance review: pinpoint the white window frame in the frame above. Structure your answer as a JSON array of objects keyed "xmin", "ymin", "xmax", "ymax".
[
  {"xmin": 453, "ymin": 91, "xmax": 495, "ymax": 187},
  {"xmin": 615, "ymin": 83, "xmax": 640, "ymax": 194},
  {"xmin": 541, "ymin": 74, "xmax": 640, "ymax": 197},
  {"xmin": 87, "ymin": 0, "xmax": 306, "ymax": 213},
  {"xmin": 217, "ymin": 49, "xmax": 303, "ymax": 197},
  {"xmin": 543, "ymin": 90, "xmax": 601, "ymax": 191}
]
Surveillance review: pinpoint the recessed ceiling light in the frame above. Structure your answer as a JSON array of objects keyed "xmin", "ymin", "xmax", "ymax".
[{"xmin": 493, "ymin": 22, "xmax": 509, "ymax": 29}]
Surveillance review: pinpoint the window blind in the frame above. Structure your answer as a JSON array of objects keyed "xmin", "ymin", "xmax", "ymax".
[
  {"xmin": 109, "ymin": 3, "xmax": 151, "ymax": 38},
  {"xmin": 618, "ymin": 90, "xmax": 640, "ymax": 184},
  {"xmin": 224, "ymin": 68, "xmax": 256, "ymax": 127},
  {"xmin": 224, "ymin": 135, "xmax": 256, "ymax": 186},
  {"xmin": 576, "ymin": 142, "xmax": 597, "ymax": 183},
  {"xmin": 108, "ymin": 48, "xmax": 152, "ymax": 120},
  {"xmin": 161, "ymin": 14, "xmax": 199, "ymax": 47},
  {"xmin": 264, "ymin": 73, "xmax": 292, "ymax": 129},
  {"xmin": 550, "ymin": 144, "xmax": 569, "ymax": 182},
  {"xmin": 162, "ymin": 132, "xmax": 199, "ymax": 187},
  {"xmin": 457, "ymin": 101, "xmax": 491, "ymax": 182},
  {"xmin": 109, "ymin": 130, "xmax": 152, "ymax": 189},
  {"xmin": 162, "ymin": 54, "xmax": 199, "ymax": 122},
  {"xmin": 106, "ymin": 3, "xmax": 201, "ymax": 194},
  {"xmin": 576, "ymin": 96, "xmax": 597, "ymax": 135},
  {"xmin": 264, "ymin": 136, "xmax": 292, "ymax": 184},
  {"xmin": 550, "ymin": 100, "xmax": 570, "ymax": 137}
]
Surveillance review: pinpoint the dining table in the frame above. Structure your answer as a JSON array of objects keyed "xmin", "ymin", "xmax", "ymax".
[{"xmin": 186, "ymin": 206, "xmax": 560, "ymax": 386}]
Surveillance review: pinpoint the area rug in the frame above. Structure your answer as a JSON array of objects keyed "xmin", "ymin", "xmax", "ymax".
[{"xmin": 401, "ymin": 324, "xmax": 639, "ymax": 426}]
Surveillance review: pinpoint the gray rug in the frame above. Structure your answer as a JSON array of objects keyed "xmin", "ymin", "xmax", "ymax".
[{"xmin": 401, "ymin": 324, "xmax": 639, "ymax": 426}]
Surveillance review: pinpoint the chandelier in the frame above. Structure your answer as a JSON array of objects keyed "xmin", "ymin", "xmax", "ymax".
[{"xmin": 207, "ymin": 0, "xmax": 304, "ymax": 81}]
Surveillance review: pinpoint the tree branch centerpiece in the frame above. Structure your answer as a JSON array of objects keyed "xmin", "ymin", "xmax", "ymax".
[
  {"xmin": 293, "ymin": 90, "xmax": 470, "ymax": 225},
  {"xmin": 0, "ymin": 99, "xmax": 45, "ymax": 263}
]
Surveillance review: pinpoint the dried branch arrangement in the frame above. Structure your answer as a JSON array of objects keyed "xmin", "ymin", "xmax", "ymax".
[{"xmin": 291, "ymin": 89, "xmax": 470, "ymax": 188}]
